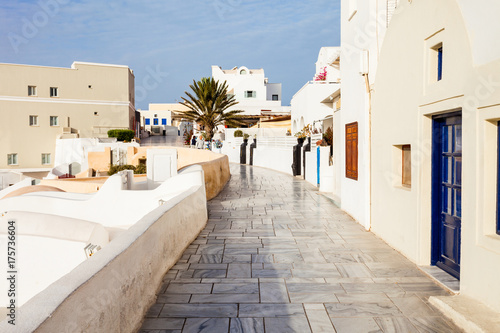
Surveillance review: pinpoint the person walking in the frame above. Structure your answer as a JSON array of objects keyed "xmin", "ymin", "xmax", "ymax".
[
  {"xmin": 196, "ymin": 136, "xmax": 204, "ymax": 149},
  {"xmin": 191, "ymin": 135, "xmax": 197, "ymax": 148}
]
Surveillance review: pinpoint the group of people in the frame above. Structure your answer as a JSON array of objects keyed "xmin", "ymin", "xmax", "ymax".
[{"xmin": 191, "ymin": 135, "xmax": 206, "ymax": 149}]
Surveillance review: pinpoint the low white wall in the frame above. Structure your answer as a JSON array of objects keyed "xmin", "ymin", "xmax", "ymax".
[
  {"xmin": 253, "ymin": 147, "xmax": 293, "ymax": 176},
  {"xmin": 0, "ymin": 168, "xmax": 200, "ymax": 229},
  {"xmin": 304, "ymin": 148, "xmax": 318, "ymax": 186},
  {"xmin": 0, "ymin": 165, "xmax": 208, "ymax": 332}
]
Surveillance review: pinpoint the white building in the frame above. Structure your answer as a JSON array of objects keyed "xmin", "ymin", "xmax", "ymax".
[
  {"xmin": 211, "ymin": 66, "xmax": 289, "ymax": 118},
  {"xmin": 140, "ymin": 103, "xmax": 191, "ymax": 136},
  {"xmin": 371, "ymin": 0, "xmax": 500, "ymax": 322},
  {"xmin": 291, "ymin": 47, "xmax": 341, "ymax": 134},
  {"xmin": 337, "ymin": 0, "xmax": 397, "ymax": 228}
]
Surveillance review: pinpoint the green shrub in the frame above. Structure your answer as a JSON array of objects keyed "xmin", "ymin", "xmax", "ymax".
[
  {"xmin": 108, "ymin": 163, "xmax": 147, "ymax": 176},
  {"xmin": 134, "ymin": 164, "xmax": 146, "ymax": 174},
  {"xmin": 234, "ymin": 130, "xmax": 243, "ymax": 137},
  {"xmin": 243, "ymin": 133, "xmax": 250, "ymax": 140},
  {"xmin": 107, "ymin": 129, "xmax": 135, "ymax": 142}
]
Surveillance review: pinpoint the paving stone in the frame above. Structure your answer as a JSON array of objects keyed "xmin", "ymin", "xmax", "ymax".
[
  {"xmin": 140, "ymin": 318, "xmax": 185, "ymax": 330},
  {"xmin": 229, "ymin": 318, "xmax": 264, "ymax": 333},
  {"xmin": 212, "ymin": 283, "xmax": 259, "ymax": 294},
  {"xmin": 239, "ymin": 303, "xmax": 305, "ymax": 317},
  {"xmin": 264, "ymin": 316, "xmax": 312, "ymax": 333},
  {"xmin": 183, "ymin": 318, "xmax": 229, "ymax": 333},
  {"xmin": 165, "ymin": 284, "xmax": 212, "ymax": 294},
  {"xmin": 260, "ymin": 282, "xmax": 289, "ymax": 303},
  {"xmin": 160, "ymin": 304, "xmax": 238, "ymax": 318}
]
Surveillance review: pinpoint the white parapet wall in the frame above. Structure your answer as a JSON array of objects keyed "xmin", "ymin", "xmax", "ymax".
[{"xmin": 0, "ymin": 165, "xmax": 208, "ymax": 332}]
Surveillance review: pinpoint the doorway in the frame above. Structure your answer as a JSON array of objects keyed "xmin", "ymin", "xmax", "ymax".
[{"xmin": 431, "ymin": 112, "xmax": 462, "ymax": 279}]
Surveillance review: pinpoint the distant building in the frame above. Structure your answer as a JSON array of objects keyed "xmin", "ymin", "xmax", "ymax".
[
  {"xmin": 0, "ymin": 61, "xmax": 136, "ymax": 174},
  {"xmin": 211, "ymin": 66, "xmax": 289, "ymax": 126},
  {"xmin": 291, "ymin": 47, "xmax": 341, "ymax": 134},
  {"xmin": 140, "ymin": 103, "xmax": 192, "ymax": 136}
]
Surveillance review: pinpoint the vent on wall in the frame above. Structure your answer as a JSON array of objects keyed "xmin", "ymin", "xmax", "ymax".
[{"xmin": 387, "ymin": 0, "xmax": 398, "ymax": 27}]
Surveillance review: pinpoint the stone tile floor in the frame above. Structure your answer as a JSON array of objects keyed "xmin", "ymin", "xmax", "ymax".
[{"xmin": 139, "ymin": 164, "xmax": 462, "ymax": 333}]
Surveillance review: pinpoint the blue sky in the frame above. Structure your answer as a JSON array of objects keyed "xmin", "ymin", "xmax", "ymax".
[{"xmin": 0, "ymin": 0, "xmax": 341, "ymax": 109}]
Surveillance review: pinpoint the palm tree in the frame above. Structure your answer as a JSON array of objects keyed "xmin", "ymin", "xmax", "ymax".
[{"xmin": 179, "ymin": 77, "xmax": 244, "ymax": 141}]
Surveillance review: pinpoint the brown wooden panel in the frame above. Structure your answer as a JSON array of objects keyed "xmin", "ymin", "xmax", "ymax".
[{"xmin": 345, "ymin": 122, "xmax": 358, "ymax": 180}]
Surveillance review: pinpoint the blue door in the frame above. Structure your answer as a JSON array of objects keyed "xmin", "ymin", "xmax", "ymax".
[{"xmin": 432, "ymin": 113, "xmax": 462, "ymax": 279}]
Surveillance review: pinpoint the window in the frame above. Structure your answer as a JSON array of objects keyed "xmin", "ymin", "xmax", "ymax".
[
  {"xmin": 29, "ymin": 115, "xmax": 38, "ymax": 126},
  {"xmin": 7, "ymin": 154, "xmax": 18, "ymax": 166},
  {"xmin": 28, "ymin": 85, "xmax": 37, "ymax": 96},
  {"xmin": 402, "ymin": 145, "xmax": 411, "ymax": 187},
  {"xmin": 50, "ymin": 87, "xmax": 58, "ymax": 97},
  {"xmin": 345, "ymin": 122, "xmax": 358, "ymax": 180},
  {"xmin": 429, "ymin": 42, "xmax": 443, "ymax": 84},
  {"xmin": 272, "ymin": 94, "xmax": 279, "ymax": 101},
  {"xmin": 50, "ymin": 116, "xmax": 59, "ymax": 126},
  {"xmin": 42, "ymin": 153, "xmax": 51, "ymax": 165},
  {"xmin": 240, "ymin": 69, "xmax": 247, "ymax": 75},
  {"xmin": 437, "ymin": 47, "xmax": 443, "ymax": 81},
  {"xmin": 153, "ymin": 118, "xmax": 159, "ymax": 125},
  {"xmin": 245, "ymin": 91, "xmax": 256, "ymax": 98},
  {"xmin": 162, "ymin": 118, "xmax": 167, "ymax": 125},
  {"xmin": 145, "ymin": 118, "xmax": 150, "ymax": 125}
]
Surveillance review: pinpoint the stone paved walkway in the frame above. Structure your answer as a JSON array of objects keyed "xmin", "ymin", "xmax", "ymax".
[{"xmin": 139, "ymin": 164, "xmax": 461, "ymax": 333}]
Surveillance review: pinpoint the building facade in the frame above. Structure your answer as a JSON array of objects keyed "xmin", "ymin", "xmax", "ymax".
[
  {"xmin": 371, "ymin": 0, "xmax": 500, "ymax": 313},
  {"xmin": 338, "ymin": 0, "xmax": 397, "ymax": 228},
  {"xmin": 0, "ymin": 61, "xmax": 135, "ymax": 171},
  {"xmin": 291, "ymin": 47, "xmax": 341, "ymax": 134},
  {"xmin": 211, "ymin": 66, "xmax": 288, "ymax": 118}
]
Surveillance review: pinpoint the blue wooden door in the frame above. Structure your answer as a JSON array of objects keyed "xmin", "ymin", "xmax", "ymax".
[{"xmin": 432, "ymin": 113, "xmax": 462, "ymax": 279}]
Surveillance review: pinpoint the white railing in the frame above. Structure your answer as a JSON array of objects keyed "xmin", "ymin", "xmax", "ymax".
[{"xmin": 258, "ymin": 136, "xmax": 297, "ymax": 149}]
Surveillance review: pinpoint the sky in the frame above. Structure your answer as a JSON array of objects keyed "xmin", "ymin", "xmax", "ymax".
[{"xmin": 0, "ymin": 0, "xmax": 341, "ymax": 110}]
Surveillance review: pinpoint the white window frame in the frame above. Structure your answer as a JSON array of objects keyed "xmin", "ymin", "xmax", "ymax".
[
  {"xmin": 50, "ymin": 116, "xmax": 59, "ymax": 126},
  {"xmin": 28, "ymin": 85, "xmax": 37, "ymax": 96},
  {"xmin": 245, "ymin": 91, "xmax": 256, "ymax": 98},
  {"xmin": 7, "ymin": 154, "xmax": 18, "ymax": 166},
  {"xmin": 29, "ymin": 115, "xmax": 38, "ymax": 126},
  {"xmin": 50, "ymin": 87, "xmax": 58, "ymax": 97},
  {"xmin": 41, "ymin": 153, "xmax": 51, "ymax": 165}
]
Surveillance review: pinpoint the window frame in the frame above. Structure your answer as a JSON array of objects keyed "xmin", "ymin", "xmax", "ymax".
[
  {"xmin": 7, "ymin": 153, "xmax": 18, "ymax": 166},
  {"xmin": 50, "ymin": 87, "xmax": 58, "ymax": 97},
  {"xmin": 50, "ymin": 116, "xmax": 59, "ymax": 126},
  {"xmin": 245, "ymin": 91, "xmax": 256, "ymax": 98},
  {"xmin": 29, "ymin": 115, "xmax": 39, "ymax": 126},
  {"xmin": 437, "ymin": 47, "xmax": 443, "ymax": 81},
  {"xmin": 28, "ymin": 85, "xmax": 37, "ymax": 96},
  {"xmin": 272, "ymin": 94, "xmax": 279, "ymax": 101},
  {"xmin": 41, "ymin": 153, "xmax": 51, "ymax": 165},
  {"xmin": 402, "ymin": 144, "xmax": 411, "ymax": 187},
  {"xmin": 153, "ymin": 118, "xmax": 159, "ymax": 125},
  {"xmin": 345, "ymin": 122, "xmax": 358, "ymax": 180}
]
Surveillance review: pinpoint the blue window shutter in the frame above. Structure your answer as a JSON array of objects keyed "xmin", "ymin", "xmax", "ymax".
[
  {"xmin": 145, "ymin": 118, "xmax": 150, "ymax": 125},
  {"xmin": 162, "ymin": 118, "xmax": 167, "ymax": 125}
]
